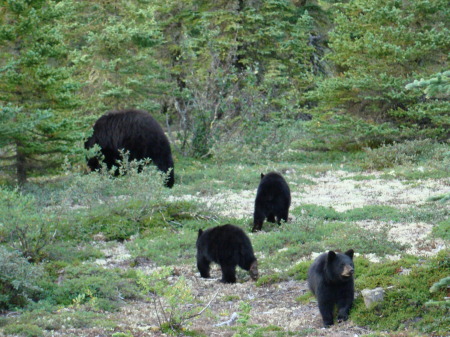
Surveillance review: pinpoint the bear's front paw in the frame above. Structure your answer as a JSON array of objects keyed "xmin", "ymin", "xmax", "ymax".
[{"xmin": 337, "ymin": 314, "xmax": 348, "ymax": 323}]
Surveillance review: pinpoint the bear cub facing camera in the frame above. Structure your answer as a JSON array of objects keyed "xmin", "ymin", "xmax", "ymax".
[
  {"xmin": 196, "ymin": 224, "xmax": 258, "ymax": 283},
  {"xmin": 307, "ymin": 249, "xmax": 355, "ymax": 327},
  {"xmin": 252, "ymin": 172, "xmax": 291, "ymax": 232}
]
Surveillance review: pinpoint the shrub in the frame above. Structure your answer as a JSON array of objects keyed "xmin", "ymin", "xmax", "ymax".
[
  {"xmin": 353, "ymin": 250, "xmax": 450, "ymax": 334},
  {"xmin": 3, "ymin": 323, "xmax": 43, "ymax": 337},
  {"xmin": 361, "ymin": 139, "xmax": 447, "ymax": 170},
  {"xmin": 0, "ymin": 187, "xmax": 57, "ymax": 262},
  {"xmin": 0, "ymin": 247, "xmax": 43, "ymax": 310},
  {"xmin": 44, "ymin": 264, "xmax": 141, "ymax": 310}
]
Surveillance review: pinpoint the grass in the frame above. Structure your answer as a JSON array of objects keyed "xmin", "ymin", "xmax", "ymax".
[
  {"xmin": 0, "ymin": 143, "xmax": 448, "ymax": 336},
  {"xmin": 352, "ymin": 250, "xmax": 449, "ymax": 335}
]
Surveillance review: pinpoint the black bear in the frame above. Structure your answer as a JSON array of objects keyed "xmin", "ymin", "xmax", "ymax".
[
  {"xmin": 252, "ymin": 172, "xmax": 291, "ymax": 232},
  {"xmin": 307, "ymin": 249, "xmax": 355, "ymax": 327},
  {"xmin": 84, "ymin": 109, "xmax": 174, "ymax": 188},
  {"xmin": 196, "ymin": 224, "xmax": 258, "ymax": 283}
]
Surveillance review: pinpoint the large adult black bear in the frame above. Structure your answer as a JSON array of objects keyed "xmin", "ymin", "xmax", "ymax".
[
  {"xmin": 196, "ymin": 224, "xmax": 258, "ymax": 283},
  {"xmin": 307, "ymin": 249, "xmax": 355, "ymax": 327},
  {"xmin": 252, "ymin": 172, "xmax": 291, "ymax": 232},
  {"xmin": 85, "ymin": 109, "xmax": 174, "ymax": 188}
]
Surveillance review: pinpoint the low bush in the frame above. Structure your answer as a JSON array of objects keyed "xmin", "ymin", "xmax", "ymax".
[
  {"xmin": 361, "ymin": 139, "xmax": 449, "ymax": 170},
  {"xmin": 353, "ymin": 250, "xmax": 450, "ymax": 335},
  {"xmin": 0, "ymin": 247, "xmax": 43, "ymax": 310}
]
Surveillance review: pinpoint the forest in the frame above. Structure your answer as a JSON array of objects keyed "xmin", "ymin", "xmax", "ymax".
[{"xmin": 0, "ymin": 0, "xmax": 449, "ymax": 336}]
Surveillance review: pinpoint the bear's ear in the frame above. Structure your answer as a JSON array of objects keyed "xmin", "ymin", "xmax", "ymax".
[
  {"xmin": 345, "ymin": 249, "xmax": 354, "ymax": 259},
  {"xmin": 198, "ymin": 229, "xmax": 203, "ymax": 238},
  {"xmin": 327, "ymin": 251, "xmax": 336, "ymax": 262},
  {"xmin": 260, "ymin": 173, "xmax": 265, "ymax": 179}
]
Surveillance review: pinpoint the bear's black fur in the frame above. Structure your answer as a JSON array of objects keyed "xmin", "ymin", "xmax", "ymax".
[
  {"xmin": 196, "ymin": 224, "xmax": 258, "ymax": 283},
  {"xmin": 252, "ymin": 172, "xmax": 291, "ymax": 232},
  {"xmin": 307, "ymin": 249, "xmax": 355, "ymax": 327},
  {"xmin": 84, "ymin": 109, "xmax": 174, "ymax": 188}
]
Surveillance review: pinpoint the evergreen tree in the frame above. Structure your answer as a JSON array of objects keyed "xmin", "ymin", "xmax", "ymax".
[
  {"xmin": 0, "ymin": 0, "xmax": 83, "ymax": 184},
  {"xmin": 68, "ymin": 1, "xmax": 166, "ymax": 113},
  {"xmin": 154, "ymin": 0, "xmax": 322, "ymax": 156},
  {"xmin": 308, "ymin": 0, "xmax": 449, "ymax": 147}
]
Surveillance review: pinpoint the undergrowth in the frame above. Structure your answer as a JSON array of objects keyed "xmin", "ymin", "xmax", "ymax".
[{"xmin": 0, "ymin": 142, "xmax": 448, "ymax": 335}]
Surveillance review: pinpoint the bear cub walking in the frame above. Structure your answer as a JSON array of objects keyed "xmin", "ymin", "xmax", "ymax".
[
  {"xmin": 307, "ymin": 249, "xmax": 355, "ymax": 327},
  {"xmin": 252, "ymin": 172, "xmax": 291, "ymax": 232},
  {"xmin": 196, "ymin": 224, "xmax": 258, "ymax": 283}
]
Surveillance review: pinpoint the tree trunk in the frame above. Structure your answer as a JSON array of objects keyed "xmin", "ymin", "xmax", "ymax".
[{"xmin": 16, "ymin": 142, "xmax": 27, "ymax": 185}]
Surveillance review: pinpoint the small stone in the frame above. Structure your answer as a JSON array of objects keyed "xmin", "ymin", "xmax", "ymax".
[{"xmin": 361, "ymin": 287, "xmax": 385, "ymax": 308}]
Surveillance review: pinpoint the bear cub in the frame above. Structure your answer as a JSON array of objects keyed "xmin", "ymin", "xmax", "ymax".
[
  {"xmin": 252, "ymin": 172, "xmax": 291, "ymax": 232},
  {"xmin": 196, "ymin": 224, "xmax": 258, "ymax": 283},
  {"xmin": 307, "ymin": 249, "xmax": 355, "ymax": 327}
]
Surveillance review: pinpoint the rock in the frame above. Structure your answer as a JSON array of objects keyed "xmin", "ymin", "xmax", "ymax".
[{"xmin": 361, "ymin": 287, "xmax": 385, "ymax": 308}]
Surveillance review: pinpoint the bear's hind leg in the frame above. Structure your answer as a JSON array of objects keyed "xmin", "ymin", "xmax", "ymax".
[{"xmin": 220, "ymin": 264, "xmax": 237, "ymax": 283}]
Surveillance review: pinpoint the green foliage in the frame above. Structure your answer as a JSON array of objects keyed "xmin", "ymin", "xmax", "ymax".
[
  {"xmin": 3, "ymin": 323, "xmax": 43, "ymax": 337},
  {"xmin": 431, "ymin": 220, "xmax": 449, "ymax": 240},
  {"xmin": 128, "ymin": 228, "xmax": 197, "ymax": 266},
  {"xmin": 56, "ymin": 163, "xmax": 168, "ymax": 241},
  {"xmin": 0, "ymin": 187, "xmax": 57, "ymax": 261},
  {"xmin": 154, "ymin": 0, "xmax": 321, "ymax": 157},
  {"xmin": 426, "ymin": 276, "xmax": 450, "ymax": 308},
  {"xmin": 68, "ymin": 1, "xmax": 166, "ymax": 112},
  {"xmin": 353, "ymin": 250, "xmax": 450, "ymax": 334},
  {"xmin": 308, "ymin": 0, "xmax": 450, "ymax": 146},
  {"xmin": 112, "ymin": 332, "xmax": 133, "ymax": 337},
  {"xmin": 0, "ymin": 0, "xmax": 84, "ymax": 184},
  {"xmin": 406, "ymin": 71, "xmax": 450, "ymax": 98},
  {"xmin": 0, "ymin": 247, "xmax": 43, "ymax": 310},
  {"xmin": 255, "ymin": 273, "xmax": 283, "ymax": 287},
  {"xmin": 361, "ymin": 139, "xmax": 448, "ymax": 170},
  {"xmin": 233, "ymin": 301, "xmax": 253, "ymax": 337},
  {"xmin": 286, "ymin": 261, "xmax": 310, "ymax": 281},
  {"xmin": 428, "ymin": 193, "xmax": 450, "ymax": 203},
  {"xmin": 295, "ymin": 292, "xmax": 313, "ymax": 304},
  {"xmin": 3, "ymin": 309, "xmax": 114, "ymax": 332},
  {"xmin": 252, "ymin": 219, "xmax": 404, "ymax": 272},
  {"xmin": 210, "ymin": 118, "xmax": 311, "ymax": 164},
  {"xmin": 42, "ymin": 263, "xmax": 141, "ymax": 310},
  {"xmin": 137, "ymin": 267, "xmax": 200, "ymax": 334},
  {"xmin": 296, "ymin": 204, "xmax": 402, "ymax": 222}
]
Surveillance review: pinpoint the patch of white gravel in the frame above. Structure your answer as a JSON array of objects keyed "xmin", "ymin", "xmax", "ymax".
[
  {"xmin": 166, "ymin": 170, "xmax": 449, "ymax": 261},
  {"xmin": 169, "ymin": 170, "xmax": 449, "ymax": 216},
  {"xmin": 354, "ymin": 220, "xmax": 447, "ymax": 258},
  {"xmin": 92, "ymin": 241, "xmax": 132, "ymax": 268},
  {"xmin": 298, "ymin": 170, "xmax": 449, "ymax": 212}
]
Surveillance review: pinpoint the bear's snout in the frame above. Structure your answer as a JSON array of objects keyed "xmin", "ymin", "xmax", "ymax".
[{"xmin": 342, "ymin": 265, "xmax": 354, "ymax": 277}]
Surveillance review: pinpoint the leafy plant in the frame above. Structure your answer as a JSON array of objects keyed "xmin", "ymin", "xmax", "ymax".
[
  {"xmin": 3, "ymin": 324, "xmax": 43, "ymax": 337},
  {"xmin": 137, "ymin": 267, "xmax": 209, "ymax": 334},
  {"xmin": 352, "ymin": 250, "xmax": 450, "ymax": 334},
  {"xmin": 0, "ymin": 187, "xmax": 57, "ymax": 262},
  {"xmin": 0, "ymin": 247, "xmax": 43, "ymax": 310},
  {"xmin": 233, "ymin": 301, "xmax": 253, "ymax": 337}
]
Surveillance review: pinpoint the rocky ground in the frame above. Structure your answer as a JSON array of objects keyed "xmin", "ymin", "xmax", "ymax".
[{"xmin": 50, "ymin": 170, "xmax": 449, "ymax": 336}]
